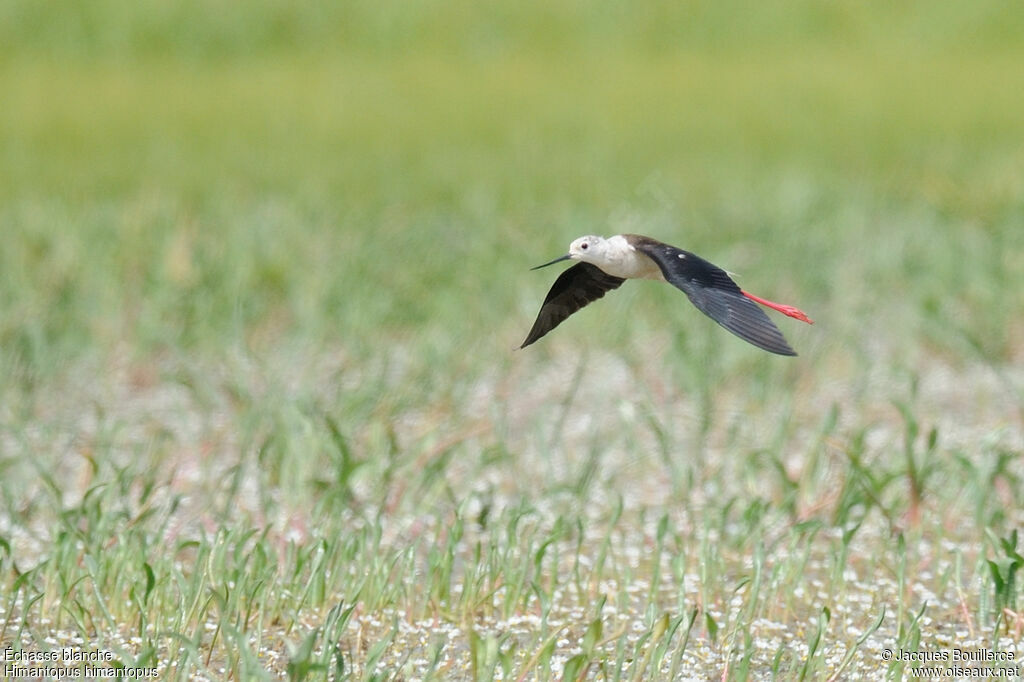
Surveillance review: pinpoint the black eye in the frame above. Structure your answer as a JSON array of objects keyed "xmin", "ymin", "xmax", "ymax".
[{"xmin": 581, "ymin": 243, "xmax": 588, "ymax": 250}]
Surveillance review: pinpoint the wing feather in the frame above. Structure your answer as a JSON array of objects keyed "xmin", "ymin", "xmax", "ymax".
[
  {"xmin": 629, "ymin": 236, "xmax": 797, "ymax": 356},
  {"xmin": 521, "ymin": 263, "xmax": 625, "ymax": 348}
]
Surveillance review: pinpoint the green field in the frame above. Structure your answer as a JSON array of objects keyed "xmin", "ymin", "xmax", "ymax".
[{"xmin": 1, "ymin": 1, "xmax": 1023, "ymax": 679}]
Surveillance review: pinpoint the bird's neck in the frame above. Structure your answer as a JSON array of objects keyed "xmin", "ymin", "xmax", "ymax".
[{"xmin": 591, "ymin": 235, "xmax": 663, "ymax": 280}]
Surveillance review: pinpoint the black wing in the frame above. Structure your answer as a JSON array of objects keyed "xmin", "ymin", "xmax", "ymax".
[
  {"xmin": 630, "ymin": 236, "xmax": 797, "ymax": 356},
  {"xmin": 521, "ymin": 263, "xmax": 625, "ymax": 348}
]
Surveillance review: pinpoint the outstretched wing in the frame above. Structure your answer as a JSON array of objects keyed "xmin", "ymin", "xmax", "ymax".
[
  {"xmin": 630, "ymin": 237, "xmax": 797, "ymax": 356},
  {"xmin": 521, "ymin": 263, "xmax": 625, "ymax": 348}
]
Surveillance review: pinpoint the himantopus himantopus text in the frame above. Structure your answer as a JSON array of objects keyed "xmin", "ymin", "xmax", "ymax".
[{"xmin": 521, "ymin": 234, "xmax": 813, "ymax": 355}]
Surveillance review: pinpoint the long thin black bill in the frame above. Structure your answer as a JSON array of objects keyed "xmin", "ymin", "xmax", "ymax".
[{"xmin": 530, "ymin": 254, "xmax": 572, "ymax": 270}]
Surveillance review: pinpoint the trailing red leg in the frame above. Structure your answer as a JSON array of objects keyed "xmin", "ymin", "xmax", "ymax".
[{"xmin": 741, "ymin": 290, "xmax": 814, "ymax": 324}]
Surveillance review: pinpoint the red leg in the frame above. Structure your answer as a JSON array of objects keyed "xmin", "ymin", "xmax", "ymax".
[{"xmin": 741, "ymin": 290, "xmax": 814, "ymax": 324}]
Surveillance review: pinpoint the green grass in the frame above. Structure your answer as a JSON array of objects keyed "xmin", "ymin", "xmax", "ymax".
[{"xmin": 1, "ymin": 1, "xmax": 1023, "ymax": 679}]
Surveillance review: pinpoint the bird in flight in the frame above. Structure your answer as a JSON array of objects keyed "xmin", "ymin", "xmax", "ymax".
[{"xmin": 521, "ymin": 234, "xmax": 813, "ymax": 355}]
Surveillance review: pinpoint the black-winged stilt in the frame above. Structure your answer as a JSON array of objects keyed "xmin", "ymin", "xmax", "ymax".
[{"xmin": 521, "ymin": 234, "xmax": 813, "ymax": 355}]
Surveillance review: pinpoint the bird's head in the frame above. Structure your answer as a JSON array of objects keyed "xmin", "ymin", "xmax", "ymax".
[
  {"xmin": 531, "ymin": 235, "xmax": 607, "ymax": 270},
  {"xmin": 568, "ymin": 235, "xmax": 605, "ymax": 263}
]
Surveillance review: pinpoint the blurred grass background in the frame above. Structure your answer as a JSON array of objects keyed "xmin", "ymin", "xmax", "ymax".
[
  {"xmin": 2, "ymin": 0, "xmax": 1022, "ymax": 374},
  {"xmin": 1, "ymin": 0, "xmax": 1023, "ymax": 679}
]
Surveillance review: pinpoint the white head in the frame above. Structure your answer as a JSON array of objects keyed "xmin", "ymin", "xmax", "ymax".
[
  {"xmin": 530, "ymin": 235, "xmax": 612, "ymax": 271},
  {"xmin": 567, "ymin": 235, "xmax": 607, "ymax": 263}
]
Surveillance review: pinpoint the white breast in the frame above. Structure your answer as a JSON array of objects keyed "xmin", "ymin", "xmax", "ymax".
[{"xmin": 598, "ymin": 235, "xmax": 665, "ymax": 280}]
